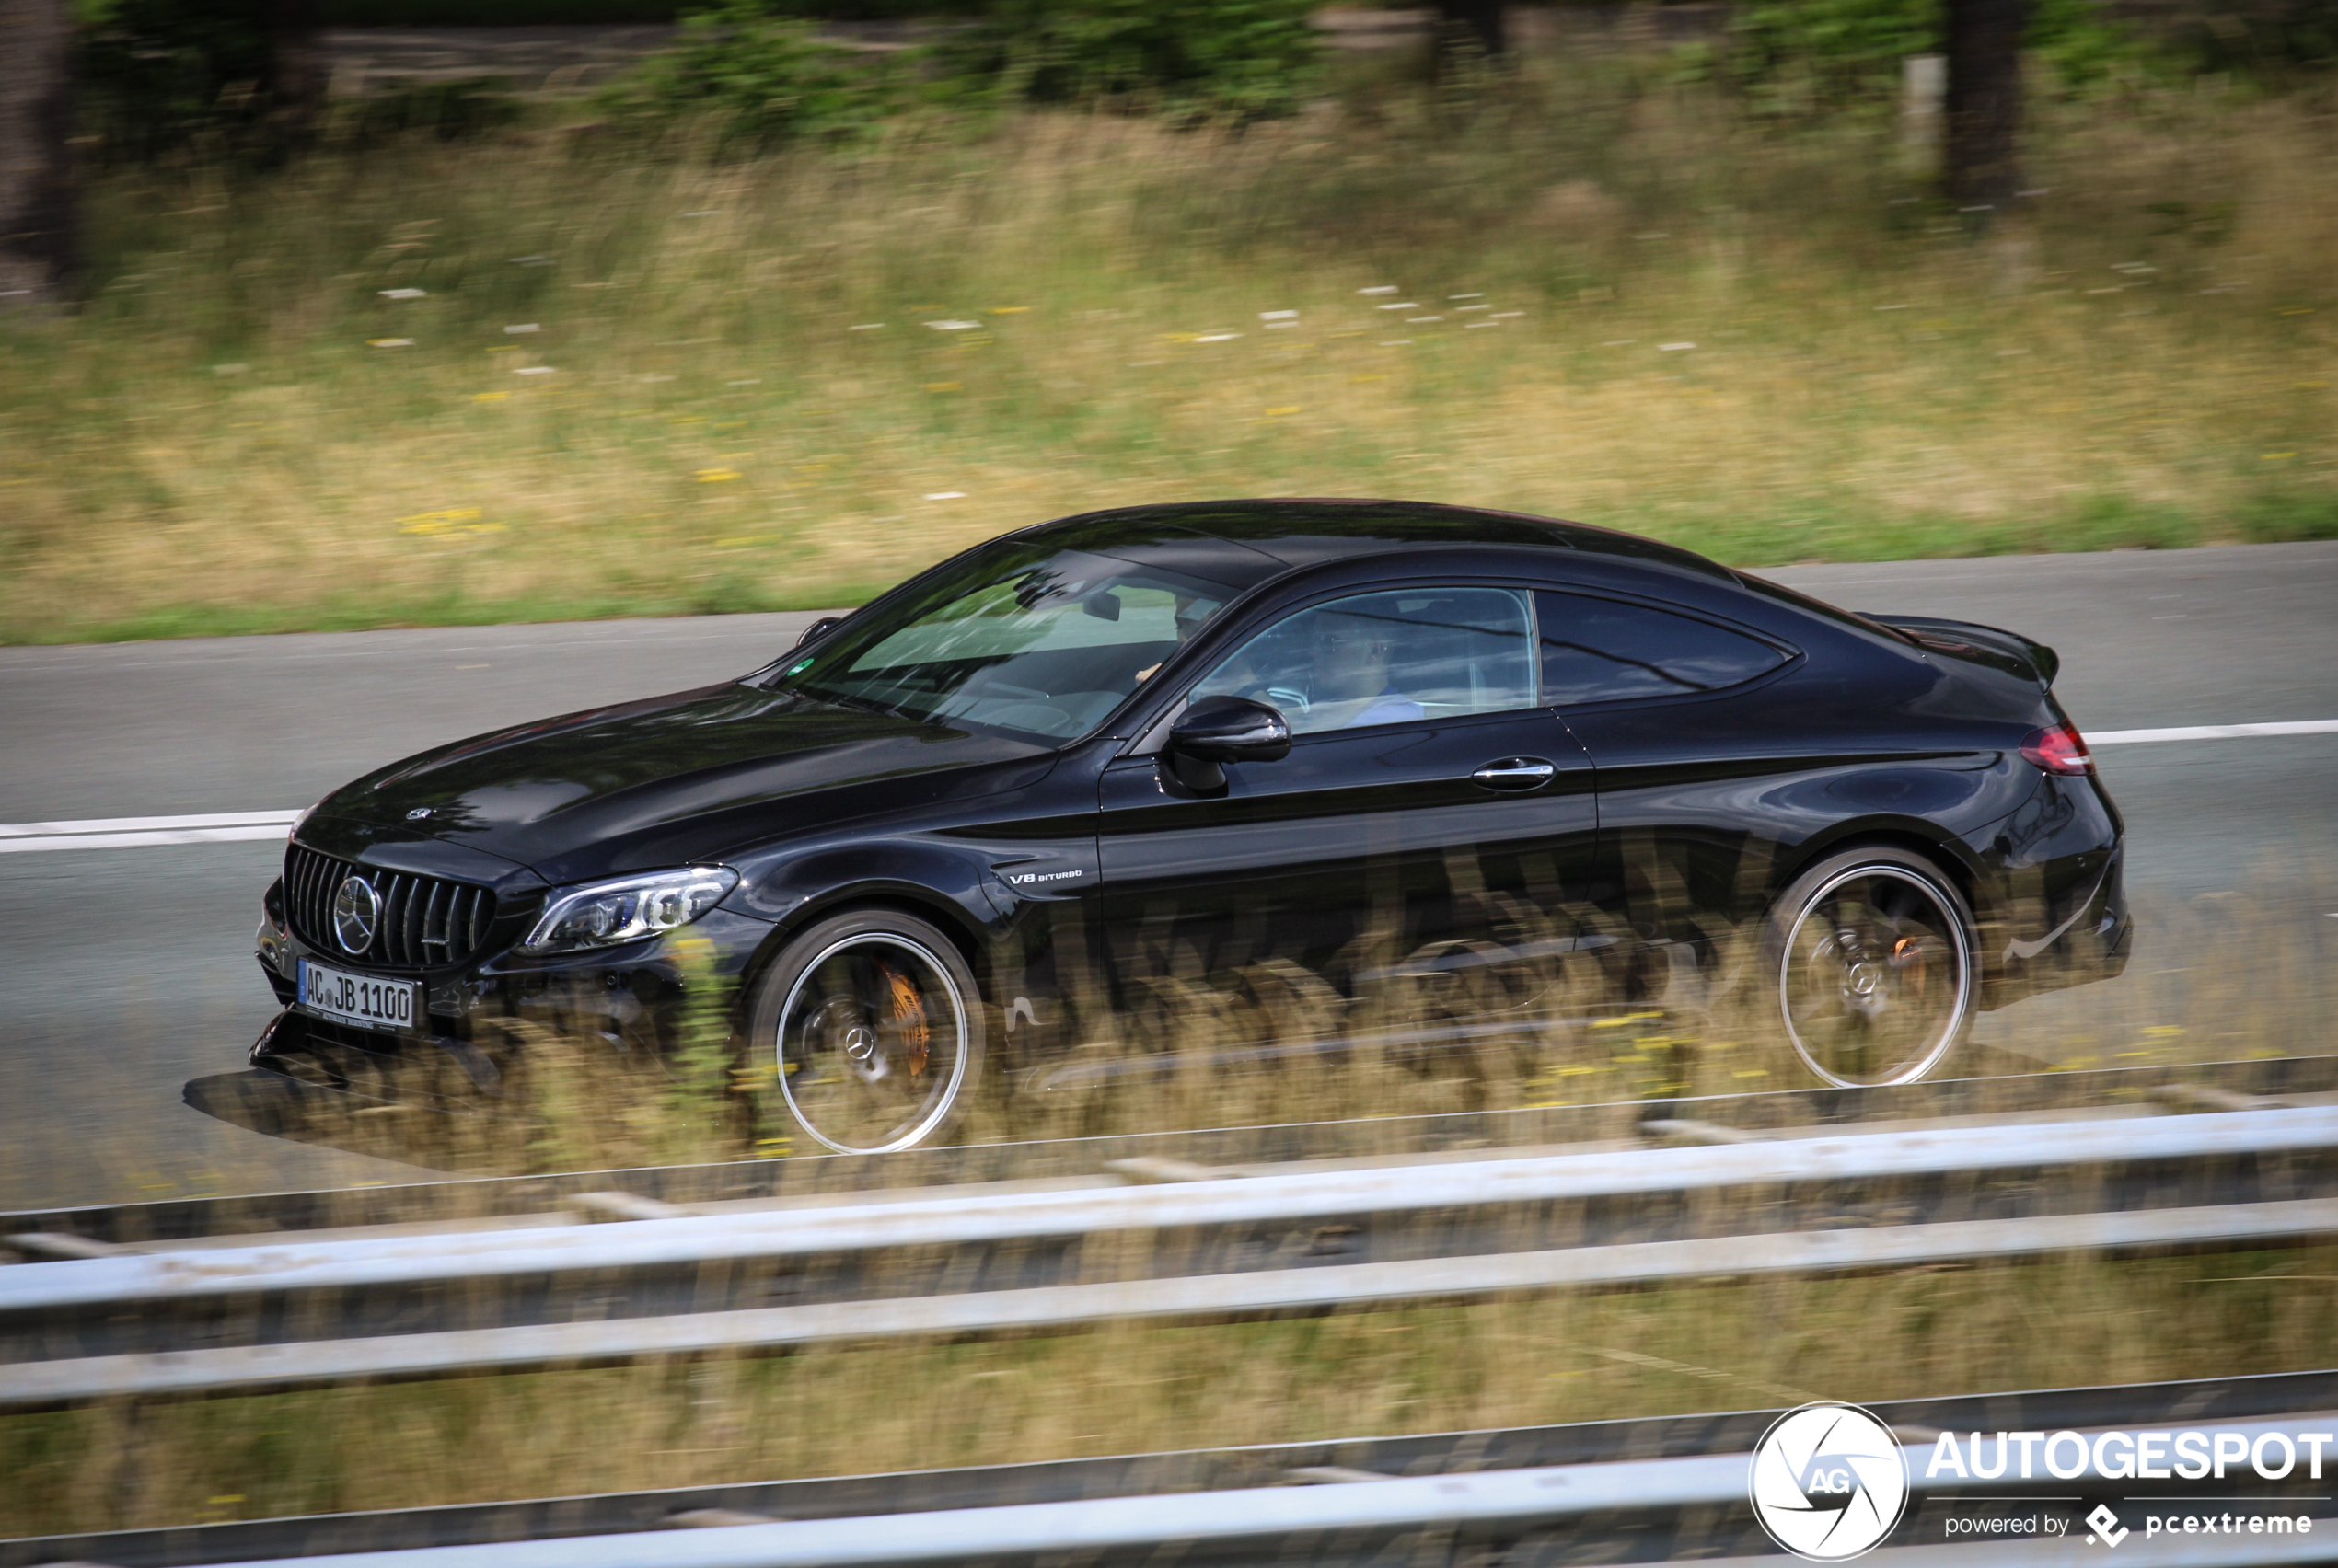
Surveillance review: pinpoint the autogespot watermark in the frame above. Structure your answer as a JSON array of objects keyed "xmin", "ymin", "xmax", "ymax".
[
  {"xmin": 1750, "ymin": 1407, "xmax": 2333, "ymax": 1559},
  {"xmin": 1750, "ymin": 1402, "xmax": 1911, "ymax": 1561},
  {"xmin": 1925, "ymin": 1425, "xmax": 2331, "ymax": 1551}
]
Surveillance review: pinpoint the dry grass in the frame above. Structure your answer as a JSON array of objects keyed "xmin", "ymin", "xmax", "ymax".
[
  {"xmin": 6, "ymin": 1246, "xmax": 2332, "ymax": 1537},
  {"xmin": 233, "ymin": 842, "xmax": 2337, "ymax": 1182},
  {"xmin": 50, "ymin": 841, "xmax": 2333, "ymax": 1201},
  {"xmin": 4, "ymin": 861, "xmax": 2333, "ymax": 1536},
  {"xmin": 1, "ymin": 61, "xmax": 2332, "ymax": 642}
]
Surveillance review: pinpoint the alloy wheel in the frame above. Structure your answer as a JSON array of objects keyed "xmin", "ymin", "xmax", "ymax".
[
  {"xmin": 1777, "ymin": 862, "xmax": 1973, "ymax": 1089},
  {"xmin": 775, "ymin": 931, "xmax": 972, "ymax": 1154}
]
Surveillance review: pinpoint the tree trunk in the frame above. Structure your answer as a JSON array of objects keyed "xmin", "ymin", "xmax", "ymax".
[
  {"xmin": 261, "ymin": 0, "xmax": 328, "ymax": 140},
  {"xmin": 1941, "ymin": 0, "xmax": 2033, "ymax": 216},
  {"xmin": 1438, "ymin": 0, "xmax": 1507, "ymax": 60},
  {"xmin": 0, "ymin": 0, "xmax": 76, "ymax": 311}
]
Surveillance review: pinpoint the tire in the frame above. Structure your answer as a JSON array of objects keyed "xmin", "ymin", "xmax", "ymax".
[
  {"xmin": 749, "ymin": 908, "xmax": 985, "ymax": 1154},
  {"xmin": 1763, "ymin": 846, "xmax": 1977, "ymax": 1089}
]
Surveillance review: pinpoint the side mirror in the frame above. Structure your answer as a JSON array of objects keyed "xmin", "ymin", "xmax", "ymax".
[
  {"xmin": 1165, "ymin": 695, "xmax": 1290, "ymax": 791},
  {"xmin": 795, "ymin": 615, "xmax": 843, "ymax": 649}
]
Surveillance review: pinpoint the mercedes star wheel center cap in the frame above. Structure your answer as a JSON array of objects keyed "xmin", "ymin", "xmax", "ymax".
[{"xmin": 333, "ymin": 875, "xmax": 381, "ymax": 954}]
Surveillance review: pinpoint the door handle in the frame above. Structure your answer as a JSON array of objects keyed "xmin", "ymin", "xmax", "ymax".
[{"xmin": 1471, "ymin": 756, "xmax": 1557, "ymax": 792}]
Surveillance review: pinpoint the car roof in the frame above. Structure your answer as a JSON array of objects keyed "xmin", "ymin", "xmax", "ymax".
[{"xmin": 1018, "ymin": 499, "xmax": 1733, "ymax": 584}]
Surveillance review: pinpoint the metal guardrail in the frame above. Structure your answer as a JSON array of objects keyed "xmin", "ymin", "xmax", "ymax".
[
  {"xmin": 3, "ymin": 1102, "xmax": 2333, "ymax": 1408},
  {"xmin": 7, "ymin": 1371, "xmax": 2334, "ymax": 1568},
  {"xmin": 11, "ymin": 1199, "xmax": 2335, "ymax": 1409},
  {"xmin": 11, "ymin": 1054, "xmax": 2335, "ymax": 1252},
  {"xmin": 249, "ymin": 1452, "xmax": 2323, "ymax": 1568},
  {"xmin": 9, "ymin": 1104, "xmax": 2328, "ymax": 1313},
  {"xmin": 1799, "ymin": 1544, "xmax": 2329, "ymax": 1566},
  {"xmin": 291, "ymin": 1462, "xmax": 1740, "ymax": 1568}
]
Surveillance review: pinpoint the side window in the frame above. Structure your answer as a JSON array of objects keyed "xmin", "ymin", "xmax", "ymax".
[
  {"xmin": 1191, "ymin": 587, "xmax": 1536, "ymax": 737},
  {"xmin": 1535, "ymin": 591, "xmax": 1789, "ymax": 705}
]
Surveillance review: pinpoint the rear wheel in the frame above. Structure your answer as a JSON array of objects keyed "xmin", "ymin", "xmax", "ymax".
[
  {"xmin": 750, "ymin": 909, "xmax": 984, "ymax": 1154},
  {"xmin": 1765, "ymin": 847, "xmax": 1976, "ymax": 1089}
]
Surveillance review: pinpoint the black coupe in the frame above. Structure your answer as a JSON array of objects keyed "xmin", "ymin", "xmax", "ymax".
[{"xmin": 253, "ymin": 501, "xmax": 2129, "ymax": 1151}]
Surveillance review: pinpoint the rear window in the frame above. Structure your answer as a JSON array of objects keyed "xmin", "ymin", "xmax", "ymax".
[{"xmin": 1535, "ymin": 591, "xmax": 1790, "ymax": 705}]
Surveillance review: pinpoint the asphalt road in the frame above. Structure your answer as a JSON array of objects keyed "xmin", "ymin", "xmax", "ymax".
[{"xmin": 3, "ymin": 541, "xmax": 2333, "ymax": 1210}]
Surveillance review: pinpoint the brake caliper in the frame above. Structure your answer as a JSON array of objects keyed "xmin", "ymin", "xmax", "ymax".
[{"xmin": 881, "ymin": 964, "xmax": 932, "ymax": 1080}]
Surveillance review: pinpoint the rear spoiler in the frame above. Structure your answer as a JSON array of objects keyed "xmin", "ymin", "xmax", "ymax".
[{"xmin": 1863, "ymin": 613, "xmax": 2061, "ymax": 689}]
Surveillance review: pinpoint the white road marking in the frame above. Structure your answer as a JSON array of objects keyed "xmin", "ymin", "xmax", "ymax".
[
  {"xmin": 2089, "ymin": 720, "xmax": 2338, "ymax": 744},
  {"xmin": 0, "ymin": 810, "xmax": 300, "ymax": 855},
  {"xmin": 1, "ymin": 718, "xmax": 2331, "ymax": 854},
  {"xmin": 0, "ymin": 825, "xmax": 295, "ymax": 853},
  {"xmin": 0, "ymin": 809, "xmax": 303, "ymax": 839}
]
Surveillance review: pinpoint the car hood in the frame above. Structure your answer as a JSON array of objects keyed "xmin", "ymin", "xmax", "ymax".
[{"xmin": 304, "ymin": 682, "xmax": 1059, "ymax": 882}]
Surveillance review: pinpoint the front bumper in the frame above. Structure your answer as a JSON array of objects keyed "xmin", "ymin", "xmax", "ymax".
[
  {"xmin": 251, "ymin": 903, "xmax": 776, "ymax": 1091},
  {"xmin": 248, "ymin": 1007, "xmax": 505, "ymax": 1105}
]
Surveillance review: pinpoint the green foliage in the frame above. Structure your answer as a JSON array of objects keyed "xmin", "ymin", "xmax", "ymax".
[
  {"xmin": 78, "ymin": 0, "xmax": 281, "ymax": 160},
  {"xmin": 1727, "ymin": 0, "xmax": 2142, "ymax": 110},
  {"xmin": 595, "ymin": 1, "xmax": 915, "ymax": 150},
  {"xmin": 943, "ymin": 0, "xmax": 1325, "ymax": 123},
  {"xmin": 318, "ymin": 0, "xmax": 682, "ymax": 19},
  {"xmin": 1730, "ymin": 0, "xmax": 1936, "ymax": 106},
  {"xmin": 340, "ymin": 80, "xmax": 529, "ymax": 145},
  {"xmin": 2164, "ymin": 0, "xmax": 2338, "ymax": 74},
  {"xmin": 2026, "ymin": 0, "xmax": 2153, "ymax": 87},
  {"xmin": 602, "ymin": 0, "xmax": 1328, "ymax": 143},
  {"xmin": 307, "ymin": 0, "xmax": 941, "ymax": 17},
  {"xmin": 78, "ymin": 0, "xmax": 527, "ymax": 162}
]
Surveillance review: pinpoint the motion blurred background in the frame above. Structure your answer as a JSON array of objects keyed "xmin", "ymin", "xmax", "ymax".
[
  {"xmin": 0, "ymin": 0, "xmax": 2330, "ymax": 641},
  {"xmin": 1, "ymin": 0, "xmax": 2334, "ymax": 1547}
]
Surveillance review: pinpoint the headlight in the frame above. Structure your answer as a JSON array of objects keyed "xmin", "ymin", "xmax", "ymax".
[{"xmin": 520, "ymin": 867, "xmax": 739, "ymax": 955}]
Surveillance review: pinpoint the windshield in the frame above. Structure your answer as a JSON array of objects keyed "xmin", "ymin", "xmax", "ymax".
[{"xmin": 769, "ymin": 544, "xmax": 1236, "ymax": 741}]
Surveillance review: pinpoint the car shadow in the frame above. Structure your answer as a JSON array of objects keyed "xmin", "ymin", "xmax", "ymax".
[{"xmin": 181, "ymin": 1069, "xmax": 494, "ymax": 1172}]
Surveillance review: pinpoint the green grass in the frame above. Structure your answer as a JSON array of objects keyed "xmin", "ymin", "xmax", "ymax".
[
  {"xmin": 43, "ymin": 582, "xmax": 889, "ymax": 645},
  {"xmin": 1, "ymin": 54, "xmax": 2332, "ymax": 645}
]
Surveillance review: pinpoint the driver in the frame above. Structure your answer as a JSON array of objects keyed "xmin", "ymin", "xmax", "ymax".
[{"xmin": 1305, "ymin": 608, "xmax": 1422, "ymax": 730}]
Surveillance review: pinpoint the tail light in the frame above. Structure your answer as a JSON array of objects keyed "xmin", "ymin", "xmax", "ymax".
[{"xmin": 2020, "ymin": 722, "xmax": 2095, "ymax": 777}]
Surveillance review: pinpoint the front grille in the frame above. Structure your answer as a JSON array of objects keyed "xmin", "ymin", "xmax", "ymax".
[{"xmin": 285, "ymin": 843, "xmax": 498, "ymax": 971}]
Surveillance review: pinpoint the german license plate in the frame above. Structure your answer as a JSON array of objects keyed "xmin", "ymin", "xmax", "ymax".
[{"xmin": 298, "ymin": 959, "xmax": 420, "ymax": 1032}]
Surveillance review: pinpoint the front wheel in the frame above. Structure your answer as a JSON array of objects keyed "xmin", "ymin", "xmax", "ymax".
[
  {"xmin": 749, "ymin": 909, "xmax": 984, "ymax": 1154},
  {"xmin": 1765, "ymin": 847, "xmax": 1976, "ymax": 1089}
]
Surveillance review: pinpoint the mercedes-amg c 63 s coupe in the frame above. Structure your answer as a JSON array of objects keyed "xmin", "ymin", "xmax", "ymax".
[{"xmin": 251, "ymin": 501, "xmax": 2129, "ymax": 1151}]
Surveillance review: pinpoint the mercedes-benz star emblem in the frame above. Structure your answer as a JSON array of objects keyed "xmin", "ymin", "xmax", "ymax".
[
  {"xmin": 332, "ymin": 875, "xmax": 381, "ymax": 955},
  {"xmin": 1748, "ymin": 1401, "xmax": 1908, "ymax": 1562}
]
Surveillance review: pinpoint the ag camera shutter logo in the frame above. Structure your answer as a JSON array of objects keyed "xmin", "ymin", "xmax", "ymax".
[{"xmin": 1749, "ymin": 1401, "xmax": 1910, "ymax": 1561}]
